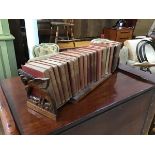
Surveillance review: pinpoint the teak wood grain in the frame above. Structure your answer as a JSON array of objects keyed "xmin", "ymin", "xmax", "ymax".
[{"xmin": 1, "ymin": 70, "xmax": 155, "ymax": 135}]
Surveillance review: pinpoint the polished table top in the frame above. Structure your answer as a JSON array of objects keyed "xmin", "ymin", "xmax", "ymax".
[{"xmin": 0, "ymin": 69, "xmax": 154, "ymax": 135}]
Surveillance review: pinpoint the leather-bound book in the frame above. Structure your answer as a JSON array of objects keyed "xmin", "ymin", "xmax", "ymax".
[
  {"xmin": 35, "ymin": 59, "xmax": 65, "ymax": 105},
  {"xmin": 111, "ymin": 43, "xmax": 122, "ymax": 73},
  {"xmin": 61, "ymin": 50, "xmax": 85, "ymax": 90},
  {"xmin": 81, "ymin": 47, "xmax": 97, "ymax": 82},
  {"xmin": 74, "ymin": 49, "xmax": 88, "ymax": 86},
  {"xmin": 47, "ymin": 57, "xmax": 72, "ymax": 98},
  {"xmin": 108, "ymin": 46, "xmax": 115, "ymax": 74},
  {"xmin": 28, "ymin": 62, "xmax": 63, "ymax": 108},
  {"xmin": 84, "ymin": 46, "xmax": 102, "ymax": 81},
  {"xmin": 22, "ymin": 63, "xmax": 57, "ymax": 107},
  {"xmin": 50, "ymin": 55, "xmax": 74, "ymax": 96},
  {"xmin": 101, "ymin": 47, "xmax": 108, "ymax": 77},
  {"xmin": 65, "ymin": 50, "xmax": 86, "ymax": 89},
  {"xmin": 105, "ymin": 47, "xmax": 111, "ymax": 75},
  {"xmin": 93, "ymin": 43, "xmax": 111, "ymax": 75},
  {"xmin": 42, "ymin": 58, "xmax": 70, "ymax": 102},
  {"xmin": 20, "ymin": 39, "xmax": 122, "ymax": 118},
  {"xmin": 60, "ymin": 51, "xmax": 80, "ymax": 92},
  {"xmin": 75, "ymin": 48, "xmax": 94, "ymax": 84},
  {"xmin": 53, "ymin": 54, "xmax": 78, "ymax": 96},
  {"xmin": 58, "ymin": 52, "xmax": 79, "ymax": 93},
  {"xmin": 90, "ymin": 45, "xmax": 107, "ymax": 78}
]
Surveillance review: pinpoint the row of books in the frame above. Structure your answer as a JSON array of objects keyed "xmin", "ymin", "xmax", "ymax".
[{"xmin": 22, "ymin": 40, "xmax": 121, "ymax": 109}]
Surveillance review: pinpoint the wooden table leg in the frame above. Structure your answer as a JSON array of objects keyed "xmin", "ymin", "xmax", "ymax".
[
  {"xmin": 70, "ymin": 26, "xmax": 75, "ymax": 47},
  {"xmin": 55, "ymin": 26, "xmax": 59, "ymax": 44}
]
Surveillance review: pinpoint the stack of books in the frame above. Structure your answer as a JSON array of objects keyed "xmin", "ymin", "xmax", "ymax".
[{"xmin": 22, "ymin": 40, "xmax": 122, "ymax": 110}]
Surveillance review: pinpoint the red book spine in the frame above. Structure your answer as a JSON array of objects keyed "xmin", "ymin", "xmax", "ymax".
[{"xmin": 22, "ymin": 65, "xmax": 44, "ymax": 78}]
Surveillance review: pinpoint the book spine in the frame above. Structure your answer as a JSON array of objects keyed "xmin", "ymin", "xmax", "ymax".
[
  {"xmin": 101, "ymin": 48, "xmax": 107, "ymax": 77},
  {"xmin": 22, "ymin": 65, "xmax": 44, "ymax": 78},
  {"xmin": 38, "ymin": 60, "xmax": 66, "ymax": 104},
  {"xmin": 28, "ymin": 62, "xmax": 62, "ymax": 108},
  {"xmin": 111, "ymin": 44, "xmax": 122, "ymax": 72},
  {"xmin": 52, "ymin": 66, "xmax": 66, "ymax": 104},
  {"xmin": 48, "ymin": 68, "xmax": 62, "ymax": 108},
  {"xmin": 54, "ymin": 54, "xmax": 77, "ymax": 96},
  {"xmin": 43, "ymin": 70, "xmax": 58, "ymax": 109},
  {"xmin": 64, "ymin": 63, "xmax": 72, "ymax": 98},
  {"xmin": 108, "ymin": 46, "xmax": 115, "ymax": 74},
  {"xmin": 105, "ymin": 47, "xmax": 111, "ymax": 75},
  {"xmin": 49, "ymin": 56, "xmax": 73, "ymax": 98},
  {"xmin": 74, "ymin": 49, "xmax": 88, "ymax": 87}
]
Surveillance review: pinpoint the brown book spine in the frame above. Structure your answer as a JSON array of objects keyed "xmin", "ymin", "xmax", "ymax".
[
  {"xmin": 105, "ymin": 47, "xmax": 111, "ymax": 75},
  {"xmin": 48, "ymin": 56, "xmax": 72, "ymax": 98},
  {"xmin": 60, "ymin": 51, "xmax": 81, "ymax": 92},
  {"xmin": 61, "ymin": 51, "xmax": 84, "ymax": 90},
  {"xmin": 40, "ymin": 59, "xmax": 70, "ymax": 102},
  {"xmin": 22, "ymin": 63, "xmax": 57, "ymax": 108},
  {"xmin": 49, "ymin": 59, "xmax": 70, "ymax": 101},
  {"xmin": 97, "ymin": 50, "xmax": 102, "ymax": 80},
  {"xmin": 52, "ymin": 65, "xmax": 66, "ymax": 104},
  {"xmin": 79, "ymin": 48, "xmax": 96, "ymax": 82},
  {"xmin": 55, "ymin": 54, "xmax": 77, "ymax": 96},
  {"xmin": 108, "ymin": 46, "xmax": 115, "ymax": 74},
  {"xmin": 111, "ymin": 44, "xmax": 122, "ymax": 72},
  {"xmin": 84, "ymin": 46, "xmax": 102, "ymax": 81},
  {"xmin": 36, "ymin": 60, "xmax": 66, "ymax": 105},
  {"xmin": 74, "ymin": 49, "xmax": 88, "ymax": 87},
  {"xmin": 28, "ymin": 62, "xmax": 62, "ymax": 108},
  {"xmin": 76, "ymin": 48, "xmax": 91, "ymax": 85},
  {"xmin": 101, "ymin": 47, "xmax": 107, "ymax": 77},
  {"xmin": 65, "ymin": 51, "xmax": 85, "ymax": 90}
]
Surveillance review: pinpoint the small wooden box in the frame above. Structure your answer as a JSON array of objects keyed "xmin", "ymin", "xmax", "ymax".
[{"xmin": 104, "ymin": 28, "xmax": 133, "ymax": 42}]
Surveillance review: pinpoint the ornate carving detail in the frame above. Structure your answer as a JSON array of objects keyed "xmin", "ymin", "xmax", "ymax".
[{"xmin": 18, "ymin": 69, "xmax": 57, "ymax": 119}]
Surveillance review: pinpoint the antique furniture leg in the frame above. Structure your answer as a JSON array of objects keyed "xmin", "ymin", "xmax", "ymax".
[
  {"xmin": 66, "ymin": 25, "xmax": 69, "ymax": 40},
  {"xmin": 55, "ymin": 25, "xmax": 59, "ymax": 44},
  {"xmin": 49, "ymin": 26, "xmax": 53, "ymax": 43},
  {"xmin": 70, "ymin": 25, "xmax": 75, "ymax": 47}
]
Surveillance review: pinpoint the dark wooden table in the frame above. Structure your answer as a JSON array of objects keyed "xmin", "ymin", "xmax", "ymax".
[{"xmin": 1, "ymin": 67, "xmax": 155, "ymax": 135}]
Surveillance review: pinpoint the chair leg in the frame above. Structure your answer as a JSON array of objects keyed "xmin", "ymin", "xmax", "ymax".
[
  {"xmin": 66, "ymin": 26, "xmax": 69, "ymax": 40},
  {"xmin": 55, "ymin": 26, "xmax": 59, "ymax": 44},
  {"xmin": 70, "ymin": 26, "xmax": 75, "ymax": 47},
  {"xmin": 49, "ymin": 27, "xmax": 53, "ymax": 43}
]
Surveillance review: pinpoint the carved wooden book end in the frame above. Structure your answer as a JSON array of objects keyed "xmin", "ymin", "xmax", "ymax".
[
  {"xmin": 18, "ymin": 41, "xmax": 122, "ymax": 120},
  {"xmin": 18, "ymin": 69, "xmax": 57, "ymax": 120}
]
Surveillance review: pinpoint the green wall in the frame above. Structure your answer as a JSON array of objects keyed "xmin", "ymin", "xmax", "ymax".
[{"xmin": 0, "ymin": 19, "xmax": 17, "ymax": 80}]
